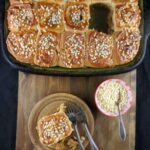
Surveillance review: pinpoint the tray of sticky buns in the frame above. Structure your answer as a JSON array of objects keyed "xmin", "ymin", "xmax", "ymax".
[{"xmin": 0, "ymin": 0, "xmax": 147, "ymax": 75}]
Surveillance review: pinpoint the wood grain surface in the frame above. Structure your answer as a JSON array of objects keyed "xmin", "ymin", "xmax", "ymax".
[{"xmin": 16, "ymin": 71, "xmax": 136, "ymax": 150}]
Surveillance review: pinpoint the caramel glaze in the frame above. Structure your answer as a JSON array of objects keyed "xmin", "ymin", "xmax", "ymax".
[{"xmin": 6, "ymin": 0, "xmax": 141, "ymax": 68}]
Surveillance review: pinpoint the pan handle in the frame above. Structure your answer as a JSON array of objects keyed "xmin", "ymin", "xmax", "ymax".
[
  {"xmin": 143, "ymin": 7, "xmax": 150, "ymax": 61},
  {"xmin": 144, "ymin": 8, "xmax": 150, "ymax": 38}
]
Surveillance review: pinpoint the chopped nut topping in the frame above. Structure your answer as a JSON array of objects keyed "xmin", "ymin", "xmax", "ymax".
[
  {"xmin": 34, "ymin": 32, "xmax": 59, "ymax": 67},
  {"xmin": 88, "ymin": 31, "xmax": 113, "ymax": 65},
  {"xmin": 116, "ymin": 3, "xmax": 141, "ymax": 28},
  {"xmin": 7, "ymin": 32, "xmax": 36, "ymax": 59},
  {"xmin": 37, "ymin": 112, "xmax": 72, "ymax": 145},
  {"xmin": 65, "ymin": 3, "xmax": 88, "ymax": 30},
  {"xmin": 60, "ymin": 33, "xmax": 85, "ymax": 68},
  {"xmin": 34, "ymin": 3, "xmax": 63, "ymax": 29},
  {"xmin": 38, "ymin": 33, "xmax": 57, "ymax": 51},
  {"xmin": 116, "ymin": 29, "xmax": 141, "ymax": 63},
  {"xmin": 8, "ymin": 4, "xmax": 34, "ymax": 30},
  {"xmin": 97, "ymin": 80, "xmax": 128, "ymax": 114},
  {"xmin": 7, "ymin": 1, "xmax": 141, "ymax": 68}
]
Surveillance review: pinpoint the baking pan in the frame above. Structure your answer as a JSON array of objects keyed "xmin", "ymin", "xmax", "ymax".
[{"xmin": 0, "ymin": 0, "xmax": 148, "ymax": 76}]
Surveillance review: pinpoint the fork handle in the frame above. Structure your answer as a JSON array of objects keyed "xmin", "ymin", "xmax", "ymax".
[
  {"xmin": 74, "ymin": 124, "xmax": 85, "ymax": 150},
  {"xmin": 82, "ymin": 123, "xmax": 99, "ymax": 150}
]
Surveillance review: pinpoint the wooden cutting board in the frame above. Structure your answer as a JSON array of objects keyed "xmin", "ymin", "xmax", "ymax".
[{"xmin": 16, "ymin": 71, "xmax": 136, "ymax": 150}]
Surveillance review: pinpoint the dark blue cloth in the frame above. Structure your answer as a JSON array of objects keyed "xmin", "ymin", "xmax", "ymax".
[
  {"xmin": 0, "ymin": 50, "xmax": 18, "ymax": 150},
  {"xmin": 136, "ymin": 1, "xmax": 150, "ymax": 150},
  {"xmin": 0, "ymin": 1, "xmax": 150, "ymax": 150}
]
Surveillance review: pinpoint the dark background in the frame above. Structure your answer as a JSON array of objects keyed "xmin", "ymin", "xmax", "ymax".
[{"xmin": 0, "ymin": 0, "xmax": 150, "ymax": 150}]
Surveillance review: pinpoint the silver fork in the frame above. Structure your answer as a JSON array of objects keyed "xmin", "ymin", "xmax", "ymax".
[
  {"xmin": 72, "ymin": 103, "xmax": 99, "ymax": 150},
  {"xmin": 66, "ymin": 103, "xmax": 85, "ymax": 150}
]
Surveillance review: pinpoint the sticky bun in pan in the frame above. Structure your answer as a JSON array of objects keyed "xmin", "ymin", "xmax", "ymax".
[{"xmin": 6, "ymin": 0, "xmax": 141, "ymax": 68}]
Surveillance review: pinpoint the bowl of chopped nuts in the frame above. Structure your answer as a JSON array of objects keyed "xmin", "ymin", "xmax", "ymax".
[{"xmin": 95, "ymin": 79, "xmax": 133, "ymax": 117}]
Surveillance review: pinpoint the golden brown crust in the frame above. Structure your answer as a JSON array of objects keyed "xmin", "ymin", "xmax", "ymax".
[
  {"xmin": 34, "ymin": 31, "xmax": 60, "ymax": 67},
  {"xmin": 9, "ymin": 0, "xmax": 32, "ymax": 5},
  {"xmin": 64, "ymin": 2, "xmax": 89, "ymax": 31},
  {"xmin": 112, "ymin": 0, "xmax": 138, "ymax": 3},
  {"xmin": 86, "ymin": 30, "xmax": 114, "ymax": 68},
  {"xmin": 6, "ymin": 31, "xmax": 37, "ymax": 64},
  {"xmin": 9, "ymin": 0, "xmax": 63, "ymax": 5},
  {"xmin": 59, "ymin": 32, "xmax": 85, "ymax": 68},
  {"xmin": 92, "ymin": 0, "xmax": 111, "ymax": 3},
  {"xmin": 33, "ymin": 2, "xmax": 64, "ymax": 32},
  {"xmin": 67, "ymin": 0, "xmax": 90, "ymax": 2},
  {"xmin": 114, "ymin": 29, "xmax": 141, "ymax": 64},
  {"xmin": 114, "ymin": 2, "xmax": 141, "ymax": 31},
  {"xmin": 7, "ymin": 4, "xmax": 36, "ymax": 32},
  {"xmin": 42, "ymin": 0, "xmax": 63, "ymax": 3},
  {"xmin": 37, "ymin": 112, "xmax": 73, "ymax": 147}
]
